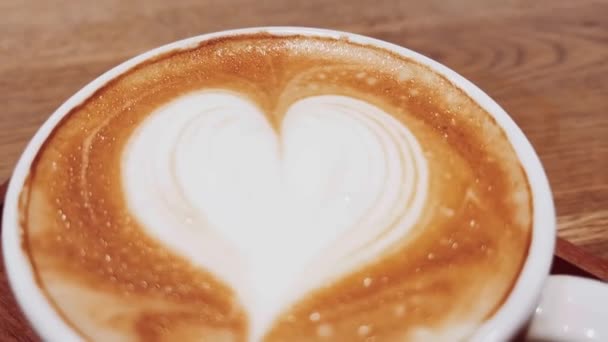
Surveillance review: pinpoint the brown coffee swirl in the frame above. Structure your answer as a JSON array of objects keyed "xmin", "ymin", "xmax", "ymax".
[{"xmin": 19, "ymin": 33, "xmax": 531, "ymax": 341}]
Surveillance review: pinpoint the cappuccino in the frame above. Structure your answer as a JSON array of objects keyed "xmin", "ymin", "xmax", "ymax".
[{"xmin": 19, "ymin": 32, "xmax": 531, "ymax": 341}]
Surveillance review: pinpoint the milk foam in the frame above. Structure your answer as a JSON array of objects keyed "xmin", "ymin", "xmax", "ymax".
[{"xmin": 122, "ymin": 91, "xmax": 428, "ymax": 339}]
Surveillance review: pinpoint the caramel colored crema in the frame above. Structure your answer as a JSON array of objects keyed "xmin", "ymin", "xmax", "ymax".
[{"xmin": 19, "ymin": 33, "xmax": 531, "ymax": 341}]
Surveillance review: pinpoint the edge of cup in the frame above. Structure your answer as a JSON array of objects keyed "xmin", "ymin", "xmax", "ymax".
[{"xmin": 2, "ymin": 26, "xmax": 556, "ymax": 341}]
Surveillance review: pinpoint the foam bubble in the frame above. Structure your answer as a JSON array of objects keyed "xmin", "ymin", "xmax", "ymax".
[
  {"xmin": 317, "ymin": 323, "xmax": 333, "ymax": 337},
  {"xmin": 358, "ymin": 324, "xmax": 372, "ymax": 336},
  {"xmin": 394, "ymin": 304, "xmax": 406, "ymax": 317}
]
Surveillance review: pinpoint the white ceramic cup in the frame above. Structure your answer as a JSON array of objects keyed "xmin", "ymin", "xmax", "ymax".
[{"xmin": 3, "ymin": 27, "xmax": 607, "ymax": 342}]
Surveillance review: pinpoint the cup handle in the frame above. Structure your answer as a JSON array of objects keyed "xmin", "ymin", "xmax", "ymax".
[{"xmin": 525, "ymin": 275, "xmax": 608, "ymax": 341}]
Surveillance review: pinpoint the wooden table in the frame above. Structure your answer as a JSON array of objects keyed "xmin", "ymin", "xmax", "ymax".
[{"xmin": 1, "ymin": 0, "xmax": 607, "ymax": 340}]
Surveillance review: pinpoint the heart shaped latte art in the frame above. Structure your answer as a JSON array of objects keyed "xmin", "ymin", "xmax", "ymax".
[{"xmin": 122, "ymin": 91, "xmax": 428, "ymax": 338}]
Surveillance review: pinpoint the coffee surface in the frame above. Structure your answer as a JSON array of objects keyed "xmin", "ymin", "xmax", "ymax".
[{"xmin": 19, "ymin": 32, "xmax": 531, "ymax": 341}]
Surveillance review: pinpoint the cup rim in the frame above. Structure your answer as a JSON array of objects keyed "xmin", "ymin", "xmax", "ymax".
[{"xmin": 2, "ymin": 26, "xmax": 556, "ymax": 341}]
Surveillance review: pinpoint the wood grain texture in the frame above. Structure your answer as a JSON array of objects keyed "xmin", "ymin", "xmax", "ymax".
[
  {"xmin": 555, "ymin": 238, "xmax": 608, "ymax": 281},
  {"xmin": 0, "ymin": 0, "xmax": 606, "ymax": 340}
]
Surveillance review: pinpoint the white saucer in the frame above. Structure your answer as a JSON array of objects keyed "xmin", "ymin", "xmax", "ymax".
[{"xmin": 527, "ymin": 275, "xmax": 608, "ymax": 341}]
